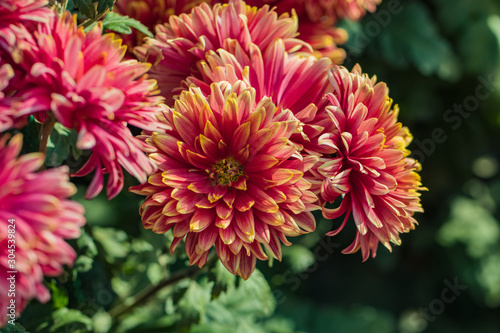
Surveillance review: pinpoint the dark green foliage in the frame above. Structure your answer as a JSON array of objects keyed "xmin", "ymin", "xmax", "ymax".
[
  {"xmin": 45, "ymin": 123, "xmax": 81, "ymax": 167},
  {"xmin": 70, "ymin": 0, "xmax": 115, "ymax": 19},
  {"xmin": 72, "ymin": 0, "xmax": 96, "ymax": 19}
]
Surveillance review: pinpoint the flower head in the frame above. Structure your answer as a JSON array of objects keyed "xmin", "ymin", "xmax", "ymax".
[
  {"xmin": 0, "ymin": 62, "xmax": 19, "ymax": 132},
  {"xmin": 330, "ymin": 0, "xmax": 382, "ymax": 22},
  {"xmin": 242, "ymin": 0, "xmax": 381, "ymax": 61},
  {"xmin": 13, "ymin": 12, "xmax": 163, "ymax": 199},
  {"xmin": 130, "ymin": 81, "xmax": 319, "ymax": 279},
  {"xmin": 296, "ymin": 21, "xmax": 348, "ymax": 62},
  {"xmin": 313, "ymin": 65, "xmax": 425, "ymax": 260},
  {"xmin": 0, "ymin": 0, "xmax": 53, "ymax": 61},
  {"xmin": 183, "ymin": 39, "xmax": 336, "ymax": 156},
  {"xmin": 113, "ymin": 0, "xmax": 209, "ymax": 52},
  {"xmin": 0, "ymin": 134, "xmax": 85, "ymax": 325},
  {"xmin": 246, "ymin": 0, "xmax": 381, "ymax": 23},
  {"xmin": 135, "ymin": 0, "xmax": 311, "ymax": 102}
]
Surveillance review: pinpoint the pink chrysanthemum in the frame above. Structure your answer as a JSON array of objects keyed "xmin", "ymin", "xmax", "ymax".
[
  {"xmin": 183, "ymin": 39, "xmax": 337, "ymax": 156},
  {"xmin": 0, "ymin": 0, "xmax": 53, "ymax": 62},
  {"xmin": 135, "ymin": 0, "xmax": 311, "ymax": 103},
  {"xmin": 0, "ymin": 62, "xmax": 17, "ymax": 132},
  {"xmin": 312, "ymin": 65, "xmax": 425, "ymax": 260},
  {"xmin": 130, "ymin": 81, "xmax": 319, "ymax": 279},
  {"xmin": 185, "ymin": 40, "xmax": 330, "ymax": 110},
  {"xmin": 295, "ymin": 21, "xmax": 348, "ymax": 62},
  {"xmin": 113, "ymin": 0, "xmax": 209, "ymax": 52},
  {"xmin": 246, "ymin": 0, "xmax": 381, "ymax": 22},
  {"xmin": 12, "ymin": 12, "xmax": 163, "ymax": 199},
  {"xmin": 329, "ymin": 0, "xmax": 381, "ymax": 21},
  {"xmin": 0, "ymin": 134, "xmax": 85, "ymax": 325},
  {"xmin": 242, "ymin": 0, "xmax": 381, "ymax": 61}
]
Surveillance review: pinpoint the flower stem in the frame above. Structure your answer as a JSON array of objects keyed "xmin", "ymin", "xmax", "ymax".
[
  {"xmin": 108, "ymin": 254, "xmax": 217, "ymax": 320},
  {"xmin": 39, "ymin": 115, "xmax": 56, "ymax": 159},
  {"xmin": 80, "ymin": 8, "xmax": 110, "ymax": 30}
]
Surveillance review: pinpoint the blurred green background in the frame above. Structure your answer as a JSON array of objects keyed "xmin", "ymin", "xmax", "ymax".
[{"xmin": 13, "ymin": 0, "xmax": 500, "ymax": 332}]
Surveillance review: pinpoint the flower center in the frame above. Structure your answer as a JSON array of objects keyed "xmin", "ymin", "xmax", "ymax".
[{"xmin": 210, "ymin": 157, "xmax": 244, "ymax": 186}]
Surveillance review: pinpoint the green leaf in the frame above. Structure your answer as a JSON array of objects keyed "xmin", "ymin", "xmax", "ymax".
[
  {"xmin": 202, "ymin": 269, "xmax": 276, "ymax": 326},
  {"xmin": 178, "ymin": 279, "xmax": 214, "ymax": 320},
  {"xmin": 20, "ymin": 115, "xmax": 40, "ymax": 154},
  {"xmin": 49, "ymin": 308, "xmax": 92, "ymax": 333},
  {"xmin": 74, "ymin": 255, "xmax": 94, "ymax": 273},
  {"xmin": 437, "ymin": 197, "xmax": 500, "ymax": 258},
  {"xmin": 97, "ymin": 0, "xmax": 115, "ymax": 14},
  {"xmin": 72, "ymin": 230, "xmax": 98, "ymax": 274},
  {"xmin": 45, "ymin": 122, "xmax": 79, "ymax": 167},
  {"xmin": 211, "ymin": 260, "xmax": 236, "ymax": 290},
  {"xmin": 2, "ymin": 322, "xmax": 30, "ymax": 332},
  {"xmin": 434, "ymin": 0, "xmax": 499, "ymax": 34},
  {"xmin": 73, "ymin": 0, "xmax": 96, "ymax": 19},
  {"xmin": 374, "ymin": 2, "xmax": 461, "ymax": 81},
  {"xmin": 77, "ymin": 229, "xmax": 99, "ymax": 258},
  {"xmin": 92, "ymin": 311, "xmax": 112, "ymax": 333},
  {"xmin": 48, "ymin": 280, "xmax": 69, "ymax": 309},
  {"xmin": 282, "ymin": 244, "xmax": 315, "ymax": 273},
  {"xmin": 190, "ymin": 323, "xmax": 238, "ymax": 333},
  {"xmin": 102, "ymin": 12, "xmax": 153, "ymax": 37},
  {"xmin": 92, "ymin": 227, "xmax": 130, "ymax": 262}
]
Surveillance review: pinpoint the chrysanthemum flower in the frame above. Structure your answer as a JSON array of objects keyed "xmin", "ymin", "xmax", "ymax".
[
  {"xmin": 312, "ymin": 65, "xmax": 425, "ymax": 260},
  {"xmin": 113, "ymin": 0, "xmax": 209, "ymax": 52},
  {"xmin": 183, "ymin": 39, "xmax": 336, "ymax": 157},
  {"xmin": 246, "ymin": 0, "xmax": 381, "ymax": 23},
  {"xmin": 0, "ymin": 62, "xmax": 17, "ymax": 132},
  {"xmin": 241, "ymin": 0, "xmax": 380, "ymax": 61},
  {"xmin": 0, "ymin": 0, "xmax": 53, "ymax": 62},
  {"xmin": 330, "ymin": 0, "xmax": 382, "ymax": 21},
  {"xmin": 135, "ymin": 0, "xmax": 311, "ymax": 103},
  {"xmin": 13, "ymin": 12, "xmax": 163, "ymax": 199},
  {"xmin": 295, "ymin": 21, "xmax": 347, "ymax": 62},
  {"xmin": 130, "ymin": 81, "xmax": 319, "ymax": 279},
  {"xmin": 0, "ymin": 134, "xmax": 85, "ymax": 325}
]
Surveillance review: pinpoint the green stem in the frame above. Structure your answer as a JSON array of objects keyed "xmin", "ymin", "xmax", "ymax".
[
  {"xmin": 80, "ymin": 8, "xmax": 110, "ymax": 29},
  {"xmin": 39, "ymin": 115, "xmax": 56, "ymax": 161},
  {"xmin": 108, "ymin": 254, "xmax": 217, "ymax": 320}
]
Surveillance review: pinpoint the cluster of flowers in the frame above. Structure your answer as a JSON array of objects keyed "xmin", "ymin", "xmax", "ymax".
[
  {"xmin": 0, "ymin": 0, "xmax": 424, "ymax": 325},
  {"xmin": 115, "ymin": 0, "xmax": 381, "ymax": 62},
  {"xmin": 0, "ymin": 0, "xmax": 162, "ymax": 324}
]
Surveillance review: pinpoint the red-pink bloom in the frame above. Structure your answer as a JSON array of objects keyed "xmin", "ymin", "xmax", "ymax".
[
  {"xmin": 13, "ymin": 12, "xmax": 163, "ymax": 199},
  {"xmin": 130, "ymin": 81, "xmax": 319, "ymax": 279},
  {"xmin": 246, "ymin": 0, "xmax": 381, "ymax": 22},
  {"xmin": 135, "ymin": 0, "xmax": 311, "ymax": 103},
  {"xmin": 0, "ymin": 134, "xmax": 85, "ymax": 325},
  {"xmin": 183, "ymin": 39, "xmax": 336, "ymax": 156},
  {"xmin": 113, "ymin": 0, "xmax": 209, "ymax": 52},
  {"xmin": 295, "ymin": 21, "xmax": 347, "ymax": 62},
  {"xmin": 312, "ymin": 65, "xmax": 425, "ymax": 260},
  {"xmin": 0, "ymin": 62, "xmax": 17, "ymax": 132},
  {"xmin": 330, "ymin": 0, "xmax": 381, "ymax": 21},
  {"xmin": 242, "ymin": 0, "xmax": 381, "ymax": 61},
  {"xmin": 0, "ymin": 0, "xmax": 53, "ymax": 62}
]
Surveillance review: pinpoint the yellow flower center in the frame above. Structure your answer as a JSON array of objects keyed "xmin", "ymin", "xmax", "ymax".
[{"xmin": 211, "ymin": 157, "xmax": 244, "ymax": 186}]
